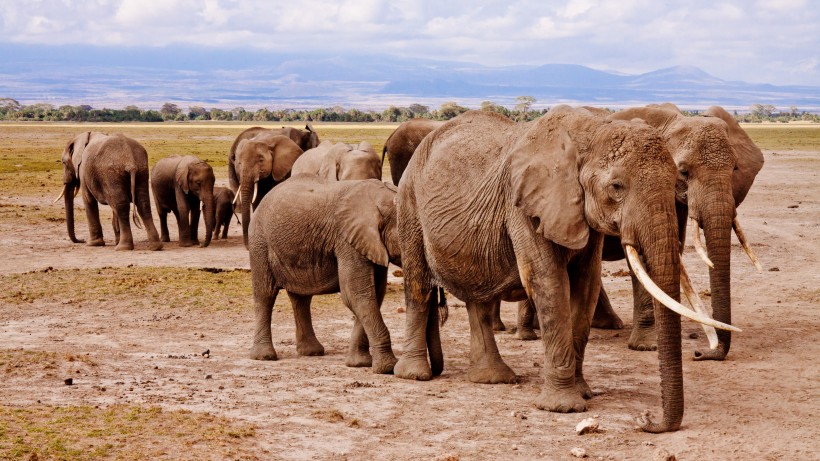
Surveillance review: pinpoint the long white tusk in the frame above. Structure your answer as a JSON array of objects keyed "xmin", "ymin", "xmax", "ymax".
[
  {"xmin": 679, "ymin": 260, "xmax": 719, "ymax": 349},
  {"xmin": 251, "ymin": 182, "xmax": 258, "ymax": 204},
  {"xmin": 625, "ymin": 245, "xmax": 740, "ymax": 332},
  {"xmin": 53, "ymin": 185, "xmax": 66, "ymax": 203},
  {"xmin": 689, "ymin": 218, "xmax": 714, "ymax": 269},
  {"xmin": 233, "ymin": 191, "xmax": 241, "ymax": 205},
  {"xmin": 733, "ymin": 217, "xmax": 763, "ymax": 273}
]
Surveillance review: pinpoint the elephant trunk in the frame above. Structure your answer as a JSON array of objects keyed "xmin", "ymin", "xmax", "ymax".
[
  {"xmin": 201, "ymin": 190, "xmax": 215, "ymax": 248},
  {"xmin": 695, "ymin": 179, "xmax": 735, "ymax": 360},
  {"xmin": 240, "ymin": 179, "xmax": 254, "ymax": 248},
  {"xmin": 632, "ymin": 201, "xmax": 684, "ymax": 433},
  {"xmin": 64, "ymin": 183, "xmax": 84, "ymax": 243}
]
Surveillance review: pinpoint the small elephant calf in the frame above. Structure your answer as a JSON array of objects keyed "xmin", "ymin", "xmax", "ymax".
[
  {"xmin": 248, "ymin": 174, "xmax": 401, "ymax": 374},
  {"xmin": 212, "ymin": 187, "xmax": 236, "ymax": 240}
]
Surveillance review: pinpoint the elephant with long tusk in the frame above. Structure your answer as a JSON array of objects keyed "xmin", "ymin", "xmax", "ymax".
[
  {"xmin": 542, "ymin": 104, "xmax": 763, "ymax": 361},
  {"xmin": 394, "ymin": 106, "xmax": 739, "ymax": 433}
]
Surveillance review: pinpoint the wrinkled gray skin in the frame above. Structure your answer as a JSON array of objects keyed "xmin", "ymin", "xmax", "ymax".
[
  {"xmin": 293, "ymin": 140, "xmax": 382, "ymax": 180},
  {"xmin": 212, "ymin": 187, "xmax": 236, "ymax": 240},
  {"xmin": 382, "ymin": 119, "xmax": 445, "ymax": 186},
  {"xmin": 396, "ymin": 107, "xmax": 688, "ymax": 433},
  {"xmin": 228, "ymin": 124, "xmax": 319, "ymax": 192},
  {"xmin": 232, "ymin": 133, "xmax": 304, "ymax": 247},
  {"xmin": 151, "ymin": 155, "xmax": 216, "ymax": 248},
  {"xmin": 579, "ymin": 104, "xmax": 764, "ymax": 361},
  {"xmin": 59, "ymin": 132, "xmax": 162, "ymax": 251},
  {"xmin": 248, "ymin": 175, "xmax": 402, "ymax": 373}
]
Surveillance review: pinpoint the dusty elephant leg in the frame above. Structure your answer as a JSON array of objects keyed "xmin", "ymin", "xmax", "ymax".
[
  {"xmin": 591, "ymin": 285, "xmax": 624, "ymax": 329},
  {"xmin": 568, "ymin": 243, "xmax": 603, "ymax": 400},
  {"xmin": 465, "ymin": 300, "xmax": 516, "ymax": 384},
  {"xmin": 249, "ymin": 262, "xmax": 279, "ymax": 361},
  {"xmin": 176, "ymin": 199, "xmax": 194, "ymax": 247},
  {"xmin": 287, "ymin": 292, "xmax": 324, "ymax": 357},
  {"xmin": 111, "ymin": 210, "xmax": 121, "ymax": 247},
  {"xmin": 627, "ymin": 271, "xmax": 657, "ymax": 351},
  {"xmin": 491, "ymin": 300, "xmax": 506, "ymax": 332},
  {"xmin": 339, "ymin": 263, "xmax": 397, "ymax": 374},
  {"xmin": 516, "ymin": 299, "xmax": 538, "ymax": 340},
  {"xmin": 84, "ymin": 195, "xmax": 105, "ymax": 246},
  {"xmin": 189, "ymin": 198, "xmax": 201, "ymax": 245},
  {"xmin": 159, "ymin": 210, "xmax": 171, "ymax": 242},
  {"xmin": 113, "ymin": 203, "xmax": 134, "ymax": 251},
  {"xmin": 345, "ymin": 317, "xmax": 372, "ymax": 368},
  {"xmin": 135, "ymin": 182, "xmax": 162, "ymax": 251}
]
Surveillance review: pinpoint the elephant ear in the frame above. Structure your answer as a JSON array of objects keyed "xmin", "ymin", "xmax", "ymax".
[
  {"xmin": 175, "ymin": 157, "xmax": 192, "ymax": 194},
  {"xmin": 509, "ymin": 126, "xmax": 589, "ymax": 249},
  {"xmin": 71, "ymin": 132, "xmax": 91, "ymax": 176},
  {"xmin": 318, "ymin": 143, "xmax": 352, "ymax": 180},
  {"xmin": 270, "ymin": 136, "xmax": 304, "ymax": 181},
  {"xmin": 704, "ymin": 106, "xmax": 764, "ymax": 205},
  {"xmin": 335, "ymin": 180, "xmax": 391, "ymax": 266}
]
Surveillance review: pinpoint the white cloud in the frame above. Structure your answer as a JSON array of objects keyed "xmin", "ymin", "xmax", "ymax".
[{"xmin": 0, "ymin": 0, "xmax": 817, "ymax": 85}]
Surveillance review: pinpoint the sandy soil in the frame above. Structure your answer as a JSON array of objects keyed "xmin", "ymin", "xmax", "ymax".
[{"xmin": 1, "ymin": 150, "xmax": 818, "ymax": 460}]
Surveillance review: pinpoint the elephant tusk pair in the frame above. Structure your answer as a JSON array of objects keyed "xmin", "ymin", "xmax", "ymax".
[
  {"xmin": 689, "ymin": 218, "xmax": 714, "ymax": 268},
  {"xmin": 625, "ymin": 245, "xmax": 741, "ymax": 332},
  {"xmin": 733, "ymin": 218, "xmax": 763, "ymax": 273},
  {"xmin": 679, "ymin": 261, "xmax": 719, "ymax": 349}
]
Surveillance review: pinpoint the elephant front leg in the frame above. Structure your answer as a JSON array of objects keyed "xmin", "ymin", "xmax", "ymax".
[
  {"xmin": 568, "ymin": 238, "xmax": 604, "ymax": 400},
  {"xmin": 112, "ymin": 210, "xmax": 121, "ymax": 246},
  {"xmin": 189, "ymin": 198, "xmax": 201, "ymax": 246},
  {"xmin": 287, "ymin": 292, "xmax": 325, "ymax": 356},
  {"xmin": 591, "ymin": 285, "xmax": 624, "ymax": 329},
  {"xmin": 627, "ymin": 271, "xmax": 658, "ymax": 351},
  {"xmin": 466, "ymin": 301, "xmax": 516, "ymax": 384},
  {"xmin": 516, "ymin": 299, "xmax": 538, "ymax": 340},
  {"xmin": 345, "ymin": 317, "xmax": 372, "ymax": 368},
  {"xmin": 176, "ymin": 198, "xmax": 194, "ymax": 247}
]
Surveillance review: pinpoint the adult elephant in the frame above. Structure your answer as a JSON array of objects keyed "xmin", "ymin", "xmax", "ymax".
[
  {"xmin": 56, "ymin": 132, "xmax": 162, "ymax": 251},
  {"xmin": 586, "ymin": 104, "xmax": 764, "ymax": 361},
  {"xmin": 382, "ymin": 119, "xmax": 444, "ymax": 185},
  {"xmin": 293, "ymin": 141, "xmax": 382, "ymax": 180},
  {"xmin": 248, "ymin": 175, "xmax": 401, "ymax": 373},
  {"xmin": 150, "ymin": 155, "xmax": 216, "ymax": 248},
  {"xmin": 233, "ymin": 133, "xmax": 304, "ymax": 247},
  {"xmin": 228, "ymin": 124, "xmax": 319, "ymax": 192},
  {"xmin": 394, "ymin": 107, "xmax": 738, "ymax": 433}
]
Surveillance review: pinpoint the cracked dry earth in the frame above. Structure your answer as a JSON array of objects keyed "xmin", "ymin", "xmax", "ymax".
[{"xmin": 1, "ymin": 150, "xmax": 818, "ymax": 460}]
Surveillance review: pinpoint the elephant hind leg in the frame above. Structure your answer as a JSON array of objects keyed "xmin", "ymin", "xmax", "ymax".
[
  {"xmin": 113, "ymin": 204, "xmax": 134, "ymax": 251},
  {"xmin": 288, "ymin": 292, "xmax": 324, "ymax": 357},
  {"xmin": 491, "ymin": 299, "xmax": 506, "ymax": 331},
  {"xmin": 345, "ymin": 317, "xmax": 372, "ymax": 368},
  {"xmin": 249, "ymin": 252, "xmax": 280, "ymax": 361},
  {"xmin": 465, "ymin": 300, "xmax": 516, "ymax": 384},
  {"xmin": 591, "ymin": 285, "xmax": 624, "ymax": 330}
]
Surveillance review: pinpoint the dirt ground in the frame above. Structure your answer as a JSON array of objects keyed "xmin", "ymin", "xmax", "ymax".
[{"xmin": 1, "ymin": 148, "xmax": 818, "ymax": 460}]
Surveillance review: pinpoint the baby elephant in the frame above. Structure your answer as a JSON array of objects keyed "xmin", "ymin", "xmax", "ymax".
[
  {"xmin": 212, "ymin": 186, "xmax": 236, "ymax": 240},
  {"xmin": 151, "ymin": 155, "xmax": 216, "ymax": 247},
  {"xmin": 248, "ymin": 174, "xmax": 401, "ymax": 374}
]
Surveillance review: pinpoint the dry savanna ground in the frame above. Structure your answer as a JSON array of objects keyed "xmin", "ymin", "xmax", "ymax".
[{"xmin": 0, "ymin": 121, "xmax": 819, "ymax": 460}]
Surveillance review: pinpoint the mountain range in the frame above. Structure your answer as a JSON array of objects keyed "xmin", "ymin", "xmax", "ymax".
[{"xmin": 1, "ymin": 44, "xmax": 818, "ymax": 111}]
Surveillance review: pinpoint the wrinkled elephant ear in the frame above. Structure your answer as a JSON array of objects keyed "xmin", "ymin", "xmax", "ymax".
[
  {"xmin": 318, "ymin": 143, "xmax": 350, "ymax": 180},
  {"xmin": 335, "ymin": 180, "xmax": 390, "ymax": 266},
  {"xmin": 509, "ymin": 126, "xmax": 589, "ymax": 249},
  {"xmin": 71, "ymin": 132, "xmax": 91, "ymax": 177},
  {"xmin": 270, "ymin": 136, "xmax": 304, "ymax": 181},
  {"xmin": 175, "ymin": 158, "xmax": 191, "ymax": 194},
  {"xmin": 704, "ymin": 106, "xmax": 764, "ymax": 205}
]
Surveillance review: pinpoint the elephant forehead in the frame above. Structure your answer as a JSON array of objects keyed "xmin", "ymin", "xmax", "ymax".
[{"xmin": 675, "ymin": 121, "xmax": 735, "ymax": 169}]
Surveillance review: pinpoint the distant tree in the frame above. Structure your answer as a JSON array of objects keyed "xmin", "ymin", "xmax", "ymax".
[
  {"xmin": 124, "ymin": 105, "xmax": 140, "ymax": 111},
  {"xmin": 188, "ymin": 106, "xmax": 209, "ymax": 120},
  {"xmin": 436, "ymin": 101, "xmax": 468, "ymax": 120},
  {"xmin": 0, "ymin": 98, "xmax": 21, "ymax": 112},
  {"xmin": 750, "ymin": 104, "xmax": 776, "ymax": 119},
  {"xmin": 161, "ymin": 102, "xmax": 181, "ymax": 120},
  {"xmin": 409, "ymin": 104, "xmax": 429, "ymax": 116},
  {"xmin": 382, "ymin": 106, "xmax": 402, "ymax": 122},
  {"xmin": 790, "ymin": 105, "xmax": 798, "ymax": 116},
  {"xmin": 515, "ymin": 96, "xmax": 536, "ymax": 112}
]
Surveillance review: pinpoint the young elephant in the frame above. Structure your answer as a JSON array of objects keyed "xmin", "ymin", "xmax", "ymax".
[
  {"xmin": 248, "ymin": 175, "xmax": 401, "ymax": 374},
  {"xmin": 212, "ymin": 187, "xmax": 236, "ymax": 240},
  {"xmin": 56, "ymin": 132, "xmax": 162, "ymax": 251},
  {"xmin": 151, "ymin": 155, "xmax": 216, "ymax": 247},
  {"xmin": 292, "ymin": 141, "xmax": 382, "ymax": 180}
]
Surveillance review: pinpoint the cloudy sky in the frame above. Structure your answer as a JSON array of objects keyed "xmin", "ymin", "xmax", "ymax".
[{"xmin": 1, "ymin": 0, "xmax": 817, "ymax": 86}]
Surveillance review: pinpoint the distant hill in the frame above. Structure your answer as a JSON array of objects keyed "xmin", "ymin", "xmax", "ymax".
[{"xmin": 1, "ymin": 44, "xmax": 818, "ymax": 111}]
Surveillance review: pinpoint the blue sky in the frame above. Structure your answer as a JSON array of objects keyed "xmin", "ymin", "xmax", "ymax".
[{"xmin": 1, "ymin": 0, "xmax": 818, "ymax": 86}]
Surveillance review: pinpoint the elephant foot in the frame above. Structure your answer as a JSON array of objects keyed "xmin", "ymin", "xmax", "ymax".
[
  {"xmin": 161, "ymin": 235, "xmax": 170, "ymax": 243},
  {"xmin": 148, "ymin": 241, "xmax": 163, "ymax": 251},
  {"xmin": 371, "ymin": 353, "xmax": 398, "ymax": 374},
  {"xmin": 516, "ymin": 326, "xmax": 538, "ymax": 341},
  {"xmin": 693, "ymin": 344, "xmax": 728, "ymax": 361},
  {"xmin": 115, "ymin": 242, "xmax": 134, "ymax": 251},
  {"xmin": 576, "ymin": 376, "xmax": 594, "ymax": 399},
  {"xmin": 535, "ymin": 386, "xmax": 587, "ymax": 413},
  {"xmin": 179, "ymin": 240, "xmax": 194, "ymax": 248},
  {"xmin": 591, "ymin": 312, "xmax": 624, "ymax": 330},
  {"xmin": 87, "ymin": 238, "xmax": 105, "ymax": 247},
  {"xmin": 492, "ymin": 318, "xmax": 507, "ymax": 332},
  {"xmin": 394, "ymin": 355, "xmax": 432, "ymax": 381},
  {"xmin": 249, "ymin": 343, "xmax": 278, "ymax": 361},
  {"xmin": 628, "ymin": 326, "xmax": 657, "ymax": 351},
  {"xmin": 345, "ymin": 349, "xmax": 372, "ymax": 368},
  {"xmin": 296, "ymin": 338, "xmax": 325, "ymax": 357},
  {"xmin": 467, "ymin": 354, "xmax": 517, "ymax": 384}
]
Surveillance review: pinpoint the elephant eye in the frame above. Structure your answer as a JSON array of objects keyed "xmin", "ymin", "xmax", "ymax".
[
  {"xmin": 607, "ymin": 180, "xmax": 625, "ymax": 201},
  {"xmin": 679, "ymin": 167, "xmax": 689, "ymax": 179}
]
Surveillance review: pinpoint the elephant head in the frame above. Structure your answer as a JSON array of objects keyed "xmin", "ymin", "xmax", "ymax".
[
  {"xmin": 56, "ymin": 131, "xmax": 94, "ymax": 243},
  {"xmin": 319, "ymin": 141, "xmax": 382, "ymax": 181},
  {"xmin": 177, "ymin": 156, "xmax": 216, "ymax": 247},
  {"xmin": 335, "ymin": 180, "xmax": 400, "ymax": 267},
  {"xmin": 235, "ymin": 133, "xmax": 303, "ymax": 247},
  {"xmin": 610, "ymin": 104, "xmax": 764, "ymax": 360}
]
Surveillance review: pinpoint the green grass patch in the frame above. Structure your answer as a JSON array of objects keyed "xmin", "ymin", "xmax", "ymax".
[
  {"xmin": 740, "ymin": 124, "xmax": 820, "ymax": 151},
  {"xmin": 0, "ymin": 404, "xmax": 256, "ymax": 460}
]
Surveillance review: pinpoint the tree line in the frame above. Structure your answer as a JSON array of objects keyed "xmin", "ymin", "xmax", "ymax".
[{"xmin": 0, "ymin": 98, "xmax": 816, "ymax": 123}]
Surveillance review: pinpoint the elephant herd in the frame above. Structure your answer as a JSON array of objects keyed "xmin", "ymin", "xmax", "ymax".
[{"xmin": 57, "ymin": 103, "xmax": 764, "ymax": 433}]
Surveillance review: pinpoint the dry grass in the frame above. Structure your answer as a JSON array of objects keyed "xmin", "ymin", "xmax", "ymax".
[
  {"xmin": 740, "ymin": 124, "xmax": 820, "ymax": 151},
  {"xmin": 0, "ymin": 404, "xmax": 256, "ymax": 460}
]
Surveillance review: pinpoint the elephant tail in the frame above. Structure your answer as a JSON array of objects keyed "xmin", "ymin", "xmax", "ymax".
[
  {"xmin": 437, "ymin": 286, "xmax": 449, "ymax": 326},
  {"xmin": 130, "ymin": 169, "xmax": 144, "ymax": 229},
  {"xmin": 381, "ymin": 144, "xmax": 387, "ymax": 167}
]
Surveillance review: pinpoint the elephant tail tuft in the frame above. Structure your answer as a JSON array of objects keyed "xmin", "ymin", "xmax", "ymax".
[{"xmin": 130, "ymin": 169, "xmax": 144, "ymax": 229}]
